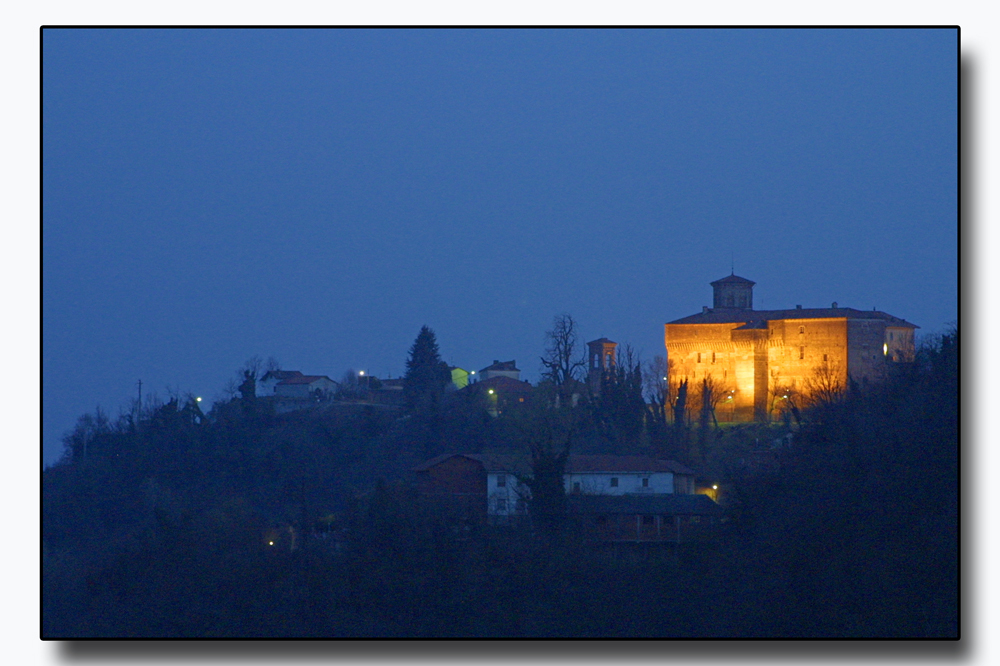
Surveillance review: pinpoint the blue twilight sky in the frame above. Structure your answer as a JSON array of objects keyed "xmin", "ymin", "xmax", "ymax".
[{"xmin": 42, "ymin": 28, "xmax": 957, "ymax": 466}]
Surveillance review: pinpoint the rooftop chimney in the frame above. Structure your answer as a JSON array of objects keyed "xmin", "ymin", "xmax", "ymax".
[
  {"xmin": 832, "ymin": 302, "xmax": 838, "ymax": 309},
  {"xmin": 702, "ymin": 306, "xmax": 709, "ymax": 314},
  {"xmin": 796, "ymin": 304, "xmax": 802, "ymax": 309}
]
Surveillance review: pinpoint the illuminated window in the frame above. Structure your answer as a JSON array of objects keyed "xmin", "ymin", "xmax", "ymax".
[
  {"xmin": 610, "ymin": 477, "xmax": 618, "ymax": 487},
  {"xmin": 497, "ymin": 474, "xmax": 506, "ymax": 488},
  {"xmin": 799, "ymin": 347, "xmax": 804, "ymax": 360}
]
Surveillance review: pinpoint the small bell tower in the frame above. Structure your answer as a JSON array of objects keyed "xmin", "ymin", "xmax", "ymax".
[
  {"xmin": 587, "ymin": 338, "xmax": 617, "ymax": 395},
  {"xmin": 711, "ymin": 273, "xmax": 755, "ymax": 310}
]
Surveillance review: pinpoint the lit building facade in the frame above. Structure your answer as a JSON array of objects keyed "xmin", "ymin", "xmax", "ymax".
[{"xmin": 665, "ymin": 274, "xmax": 917, "ymax": 422}]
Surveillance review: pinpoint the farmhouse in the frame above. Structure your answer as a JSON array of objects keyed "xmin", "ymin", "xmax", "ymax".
[{"xmin": 414, "ymin": 453, "xmax": 718, "ymax": 541}]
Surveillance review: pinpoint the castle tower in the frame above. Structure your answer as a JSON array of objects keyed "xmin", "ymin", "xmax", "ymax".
[
  {"xmin": 711, "ymin": 273, "xmax": 755, "ymax": 310},
  {"xmin": 587, "ymin": 338, "xmax": 617, "ymax": 395}
]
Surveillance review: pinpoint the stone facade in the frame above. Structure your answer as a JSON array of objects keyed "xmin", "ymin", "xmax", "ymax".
[{"xmin": 665, "ymin": 275, "xmax": 917, "ymax": 422}]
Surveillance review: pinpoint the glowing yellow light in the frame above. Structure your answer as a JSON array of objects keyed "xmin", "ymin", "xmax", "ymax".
[
  {"xmin": 196, "ymin": 397, "xmax": 202, "ymax": 402},
  {"xmin": 359, "ymin": 370, "xmax": 365, "ymax": 376},
  {"xmin": 712, "ymin": 485, "xmax": 718, "ymax": 490},
  {"xmin": 883, "ymin": 343, "xmax": 888, "ymax": 355},
  {"xmin": 268, "ymin": 541, "xmax": 274, "ymax": 546},
  {"xmin": 488, "ymin": 389, "xmax": 495, "ymax": 395},
  {"xmin": 470, "ymin": 371, "xmax": 476, "ymax": 375}
]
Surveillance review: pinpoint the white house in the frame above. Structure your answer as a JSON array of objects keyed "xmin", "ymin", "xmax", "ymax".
[
  {"xmin": 259, "ymin": 370, "xmax": 304, "ymax": 396},
  {"xmin": 414, "ymin": 453, "xmax": 696, "ymax": 521},
  {"xmin": 274, "ymin": 375, "xmax": 338, "ymax": 399},
  {"xmin": 562, "ymin": 455, "xmax": 695, "ymax": 497}
]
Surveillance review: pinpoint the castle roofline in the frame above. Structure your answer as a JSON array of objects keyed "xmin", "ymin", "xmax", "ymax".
[{"xmin": 666, "ymin": 307, "xmax": 918, "ymax": 328}]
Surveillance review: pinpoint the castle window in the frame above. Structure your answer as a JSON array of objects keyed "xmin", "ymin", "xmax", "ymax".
[
  {"xmin": 573, "ymin": 481, "xmax": 581, "ymax": 493},
  {"xmin": 889, "ymin": 332, "xmax": 894, "ymax": 341},
  {"xmin": 799, "ymin": 326, "xmax": 805, "ymax": 335},
  {"xmin": 799, "ymin": 347, "xmax": 805, "ymax": 360},
  {"xmin": 697, "ymin": 353, "xmax": 702, "ymax": 363},
  {"xmin": 610, "ymin": 477, "xmax": 619, "ymax": 487},
  {"xmin": 642, "ymin": 477, "xmax": 650, "ymax": 488},
  {"xmin": 496, "ymin": 498, "xmax": 507, "ymax": 512},
  {"xmin": 497, "ymin": 474, "xmax": 506, "ymax": 488},
  {"xmin": 711, "ymin": 352, "xmax": 716, "ymax": 364},
  {"xmin": 823, "ymin": 354, "xmax": 828, "ymax": 363}
]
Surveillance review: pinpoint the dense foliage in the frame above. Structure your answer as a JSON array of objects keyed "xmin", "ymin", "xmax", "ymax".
[{"xmin": 42, "ymin": 330, "xmax": 957, "ymax": 637}]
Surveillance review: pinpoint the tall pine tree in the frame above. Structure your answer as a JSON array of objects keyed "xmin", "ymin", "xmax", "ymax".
[{"xmin": 403, "ymin": 325, "xmax": 450, "ymax": 414}]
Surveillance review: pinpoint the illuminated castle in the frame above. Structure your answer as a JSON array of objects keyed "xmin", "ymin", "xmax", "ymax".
[{"xmin": 664, "ymin": 274, "xmax": 917, "ymax": 422}]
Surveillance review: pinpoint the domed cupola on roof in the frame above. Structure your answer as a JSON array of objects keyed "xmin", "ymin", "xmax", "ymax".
[{"xmin": 711, "ymin": 273, "xmax": 755, "ymax": 310}]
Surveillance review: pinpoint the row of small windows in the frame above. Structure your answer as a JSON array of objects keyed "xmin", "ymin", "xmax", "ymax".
[
  {"xmin": 570, "ymin": 477, "xmax": 648, "ymax": 493},
  {"xmin": 494, "ymin": 498, "xmax": 527, "ymax": 512},
  {"xmin": 696, "ymin": 352, "xmax": 717, "ymax": 364}
]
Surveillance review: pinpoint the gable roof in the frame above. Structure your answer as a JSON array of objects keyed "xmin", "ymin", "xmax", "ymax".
[
  {"xmin": 276, "ymin": 375, "xmax": 336, "ymax": 386},
  {"xmin": 667, "ymin": 306, "xmax": 917, "ymax": 328}
]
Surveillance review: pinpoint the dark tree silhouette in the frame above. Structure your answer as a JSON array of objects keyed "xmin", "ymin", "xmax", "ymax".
[
  {"xmin": 540, "ymin": 314, "xmax": 586, "ymax": 387},
  {"xmin": 403, "ymin": 326, "xmax": 451, "ymax": 413}
]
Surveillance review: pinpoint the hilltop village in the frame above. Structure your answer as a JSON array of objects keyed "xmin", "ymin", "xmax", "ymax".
[
  {"xmin": 231, "ymin": 273, "xmax": 918, "ymax": 539},
  {"xmin": 43, "ymin": 274, "xmax": 956, "ymax": 638}
]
